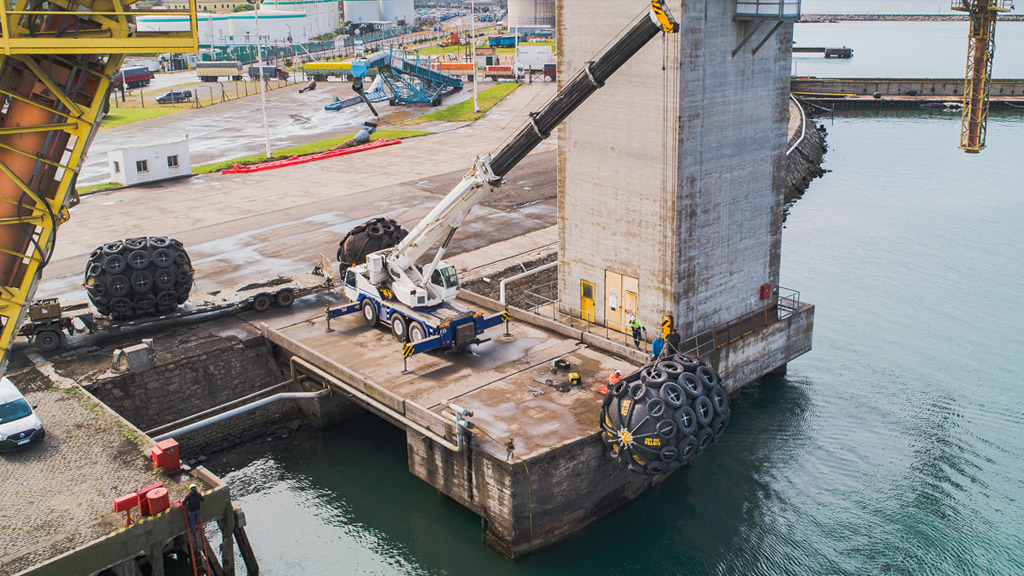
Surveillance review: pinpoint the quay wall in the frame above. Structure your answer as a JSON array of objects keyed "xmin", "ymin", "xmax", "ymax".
[
  {"xmin": 793, "ymin": 77, "xmax": 1024, "ymax": 97},
  {"xmin": 783, "ymin": 111, "xmax": 828, "ymax": 208},
  {"xmin": 83, "ymin": 332, "xmax": 302, "ymax": 457}
]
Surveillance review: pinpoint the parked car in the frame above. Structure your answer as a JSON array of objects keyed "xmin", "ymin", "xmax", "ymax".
[
  {"xmin": 0, "ymin": 377, "xmax": 45, "ymax": 452},
  {"xmin": 156, "ymin": 90, "xmax": 192, "ymax": 104}
]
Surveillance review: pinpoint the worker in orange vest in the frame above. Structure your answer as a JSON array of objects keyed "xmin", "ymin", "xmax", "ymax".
[{"xmin": 598, "ymin": 369, "xmax": 623, "ymax": 394}]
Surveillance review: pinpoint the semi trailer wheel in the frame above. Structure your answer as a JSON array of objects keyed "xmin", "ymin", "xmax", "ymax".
[
  {"xmin": 84, "ymin": 236, "xmax": 193, "ymax": 320},
  {"xmin": 35, "ymin": 330, "xmax": 60, "ymax": 352}
]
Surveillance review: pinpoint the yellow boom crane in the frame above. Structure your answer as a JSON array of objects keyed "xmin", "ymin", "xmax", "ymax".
[
  {"xmin": 0, "ymin": 1, "xmax": 198, "ymax": 376},
  {"xmin": 951, "ymin": 0, "xmax": 1012, "ymax": 153}
]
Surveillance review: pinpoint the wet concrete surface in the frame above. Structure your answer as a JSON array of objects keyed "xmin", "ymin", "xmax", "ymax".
[
  {"xmin": 43, "ymin": 83, "xmax": 558, "ymax": 305},
  {"xmin": 82, "ymin": 73, "xmax": 483, "ymax": 185},
  {"xmin": 271, "ymin": 304, "xmax": 626, "ymax": 461}
]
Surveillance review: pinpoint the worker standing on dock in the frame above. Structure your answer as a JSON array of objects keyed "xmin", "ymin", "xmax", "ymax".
[
  {"xmin": 628, "ymin": 314, "xmax": 646, "ymax": 348},
  {"xmin": 667, "ymin": 328, "xmax": 681, "ymax": 355},
  {"xmin": 652, "ymin": 334, "xmax": 665, "ymax": 361},
  {"xmin": 183, "ymin": 484, "xmax": 204, "ymax": 532}
]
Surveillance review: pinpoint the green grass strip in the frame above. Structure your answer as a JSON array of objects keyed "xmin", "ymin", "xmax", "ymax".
[
  {"xmin": 192, "ymin": 129, "xmax": 431, "ymax": 174},
  {"xmin": 76, "ymin": 182, "xmax": 121, "ymax": 195},
  {"xmin": 417, "ymin": 82, "xmax": 521, "ymax": 123},
  {"xmin": 100, "ymin": 107, "xmax": 181, "ymax": 129}
]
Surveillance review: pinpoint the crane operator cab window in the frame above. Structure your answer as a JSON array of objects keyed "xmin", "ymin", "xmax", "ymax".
[
  {"xmin": 430, "ymin": 265, "xmax": 461, "ymax": 299},
  {"xmin": 345, "ymin": 269, "xmax": 357, "ymax": 287}
]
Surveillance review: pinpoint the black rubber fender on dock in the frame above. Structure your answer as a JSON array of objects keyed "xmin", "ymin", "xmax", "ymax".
[{"xmin": 599, "ymin": 355, "xmax": 728, "ymax": 476}]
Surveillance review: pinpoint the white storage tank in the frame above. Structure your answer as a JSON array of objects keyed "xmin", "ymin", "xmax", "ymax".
[
  {"xmin": 380, "ymin": 0, "xmax": 415, "ymax": 24},
  {"xmin": 343, "ymin": 0, "xmax": 380, "ymax": 23},
  {"xmin": 508, "ymin": 0, "xmax": 555, "ymax": 28},
  {"xmin": 227, "ymin": 9, "xmax": 308, "ymax": 43}
]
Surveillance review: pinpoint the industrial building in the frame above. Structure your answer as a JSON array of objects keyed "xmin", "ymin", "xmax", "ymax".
[
  {"xmin": 108, "ymin": 140, "xmax": 191, "ymax": 186},
  {"xmin": 557, "ymin": 0, "xmax": 811, "ymax": 380},
  {"xmin": 149, "ymin": 0, "xmax": 339, "ymax": 41}
]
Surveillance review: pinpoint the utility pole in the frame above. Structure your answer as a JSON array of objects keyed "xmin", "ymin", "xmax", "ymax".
[
  {"xmin": 249, "ymin": 0, "xmax": 273, "ymax": 158},
  {"xmin": 472, "ymin": 0, "xmax": 479, "ymax": 112}
]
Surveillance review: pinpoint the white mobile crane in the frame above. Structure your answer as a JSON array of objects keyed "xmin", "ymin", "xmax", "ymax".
[{"xmin": 329, "ymin": 1, "xmax": 680, "ymax": 356}]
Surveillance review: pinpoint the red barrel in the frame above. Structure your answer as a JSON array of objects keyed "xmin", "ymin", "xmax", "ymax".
[{"xmin": 146, "ymin": 487, "xmax": 170, "ymax": 515}]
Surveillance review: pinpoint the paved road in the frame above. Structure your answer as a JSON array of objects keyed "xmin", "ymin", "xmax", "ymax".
[{"xmin": 45, "ymin": 82, "xmax": 558, "ymax": 302}]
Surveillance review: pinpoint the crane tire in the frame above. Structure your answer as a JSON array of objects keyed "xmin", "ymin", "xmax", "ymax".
[
  {"xmin": 409, "ymin": 322, "xmax": 427, "ymax": 343},
  {"xmin": 390, "ymin": 314, "xmax": 407, "ymax": 341},
  {"xmin": 361, "ymin": 299, "xmax": 378, "ymax": 326}
]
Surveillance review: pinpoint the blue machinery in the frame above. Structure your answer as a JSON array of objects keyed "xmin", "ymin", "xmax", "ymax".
[{"xmin": 326, "ymin": 47, "xmax": 464, "ymax": 110}]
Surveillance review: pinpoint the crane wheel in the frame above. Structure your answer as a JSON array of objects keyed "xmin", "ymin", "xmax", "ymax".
[
  {"xmin": 84, "ymin": 237, "xmax": 193, "ymax": 320},
  {"xmin": 336, "ymin": 217, "xmax": 409, "ymax": 273}
]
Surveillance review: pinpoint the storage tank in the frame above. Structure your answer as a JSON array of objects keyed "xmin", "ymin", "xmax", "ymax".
[
  {"xmin": 227, "ymin": 9, "xmax": 307, "ymax": 43},
  {"xmin": 380, "ymin": 0, "xmax": 415, "ymax": 24},
  {"xmin": 507, "ymin": 0, "xmax": 555, "ymax": 28},
  {"xmin": 343, "ymin": 0, "xmax": 380, "ymax": 23}
]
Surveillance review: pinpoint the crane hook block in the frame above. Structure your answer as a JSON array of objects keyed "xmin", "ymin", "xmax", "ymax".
[{"xmin": 650, "ymin": 1, "xmax": 680, "ymax": 34}]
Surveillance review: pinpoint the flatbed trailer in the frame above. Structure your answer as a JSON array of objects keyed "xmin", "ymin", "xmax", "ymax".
[{"xmin": 19, "ymin": 273, "xmax": 333, "ymax": 351}]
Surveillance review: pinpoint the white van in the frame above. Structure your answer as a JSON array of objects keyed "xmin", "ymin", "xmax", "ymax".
[{"xmin": 0, "ymin": 377, "xmax": 45, "ymax": 452}]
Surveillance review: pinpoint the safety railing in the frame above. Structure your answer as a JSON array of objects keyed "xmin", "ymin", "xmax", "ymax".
[{"xmin": 519, "ymin": 291, "xmax": 803, "ymax": 361}]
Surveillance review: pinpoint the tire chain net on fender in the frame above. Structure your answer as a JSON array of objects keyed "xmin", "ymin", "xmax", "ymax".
[
  {"xmin": 600, "ymin": 354, "xmax": 730, "ymax": 475},
  {"xmin": 83, "ymin": 237, "xmax": 194, "ymax": 320},
  {"xmin": 336, "ymin": 217, "xmax": 409, "ymax": 274}
]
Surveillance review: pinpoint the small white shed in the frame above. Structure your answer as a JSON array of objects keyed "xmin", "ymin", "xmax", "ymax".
[{"xmin": 108, "ymin": 140, "xmax": 190, "ymax": 186}]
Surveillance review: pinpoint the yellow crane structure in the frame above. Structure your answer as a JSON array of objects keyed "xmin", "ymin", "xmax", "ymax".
[
  {"xmin": 0, "ymin": 1, "xmax": 197, "ymax": 375},
  {"xmin": 951, "ymin": 0, "xmax": 1012, "ymax": 153}
]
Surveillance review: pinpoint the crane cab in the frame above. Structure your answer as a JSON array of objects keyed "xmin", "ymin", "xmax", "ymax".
[{"xmin": 429, "ymin": 263, "xmax": 460, "ymax": 302}]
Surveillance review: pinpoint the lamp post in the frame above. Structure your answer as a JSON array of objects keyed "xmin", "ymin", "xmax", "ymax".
[
  {"xmin": 248, "ymin": 0, "xmax": 272, "ymax": 158},
  {"xmin": 472, "ymin": 0, "xmax": 478, "ymax": 112}
]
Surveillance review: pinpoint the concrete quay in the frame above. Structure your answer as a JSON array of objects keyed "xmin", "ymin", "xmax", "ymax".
[
  {"xmin": 259, "ymin": 285, "xmax": 812, "ymax": 557},
  {"xmin": 0, "ymin": 367, "xmax": 248, "ymax": 576}
]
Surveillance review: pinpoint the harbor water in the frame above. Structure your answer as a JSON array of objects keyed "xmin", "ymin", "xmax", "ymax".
[{"xmin": 207, "ymin": 110, "xmax": 1024, "ymax": 574}]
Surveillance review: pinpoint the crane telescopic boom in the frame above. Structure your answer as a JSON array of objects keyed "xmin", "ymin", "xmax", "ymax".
[{"xmin": 372, "ymin": 1, "xmax": 679, "ymax": 309}]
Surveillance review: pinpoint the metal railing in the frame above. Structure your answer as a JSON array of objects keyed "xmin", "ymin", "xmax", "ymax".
[{"xmin": 519, "ymin": 290, "xmax": 803, "ymax": 360}]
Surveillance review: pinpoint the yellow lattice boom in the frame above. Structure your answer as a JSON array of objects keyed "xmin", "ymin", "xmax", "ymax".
[
  {"xmin": 951, "ymin": 0, "xmax": 1012, "ymax": 153},
  {"xmin": 0, "ymin": 0, "xmax": 197, "ymax": 376}
]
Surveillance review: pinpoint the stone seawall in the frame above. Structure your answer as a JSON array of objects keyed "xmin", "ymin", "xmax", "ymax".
[{"xmin": 783, "ymin": 107, "xmax": 828, "ymax": 209}]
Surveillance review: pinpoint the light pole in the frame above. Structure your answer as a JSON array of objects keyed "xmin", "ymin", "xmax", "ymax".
[
  {"xmin": 472, "ymin": 0, "xmax": 478, "ymax": 112},
  {"xmin": 249, "ymin": 0, "xmax": 272, "ymax": 158}
]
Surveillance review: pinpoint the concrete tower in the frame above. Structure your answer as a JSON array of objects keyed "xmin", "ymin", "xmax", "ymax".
[
  {"xmin": 557, "ymin": 0, "xmax": 810, "ymax": 377},
  {"xmin": 508, "ymin": 0, "xmax": 556, "ymax": 27}
]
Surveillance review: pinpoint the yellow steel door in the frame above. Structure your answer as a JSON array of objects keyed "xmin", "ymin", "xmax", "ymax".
[{"xmin": 581, "ymin": 281, "xmax": 596, "ymax": 322}]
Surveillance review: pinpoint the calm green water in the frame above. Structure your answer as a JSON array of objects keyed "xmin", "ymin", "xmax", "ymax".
[{"xmin": 207, "ymin": 113, "xmax": 1024, "ymax": 575}]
